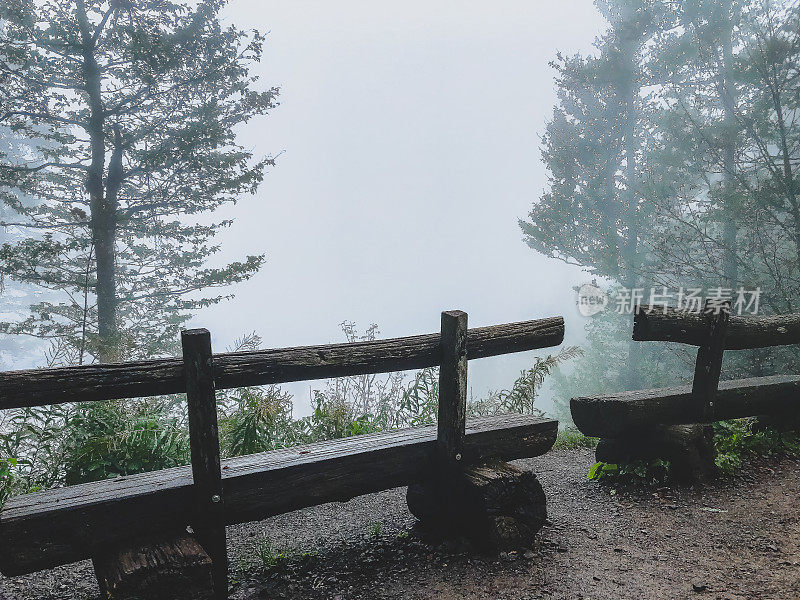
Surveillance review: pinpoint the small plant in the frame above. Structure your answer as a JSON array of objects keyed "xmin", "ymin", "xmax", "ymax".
[
  {"xmin": 237, "ymin": 536, "xmax": 316, "ymax": 572},
  {"xmin": 254, "ymin": 536, "xmax": 291, "ymax": 570},
  {"xmin": 553, "ymin": 428, "xmax": 598, "ymax": 450},
  {"xmin": 368, "ymin": 521, "xmax": 382, "ymax": 539},
  {"xmin": 588, "ymin": 459, "xmax": 670, "ymax": 484},
  {"xmin": 587, "ymin": 461, "xmax": 617, "ymax": 480}
]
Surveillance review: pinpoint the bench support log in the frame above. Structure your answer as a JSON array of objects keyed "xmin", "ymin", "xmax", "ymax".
[
  {"xmin": 93, "ymin": 533, "xmax": 213, "ymax": 600},
  {"xmin": 409, "ymin": 311, "xmax": 549, "ymax": 550},
  {"xmin": 753, "ymin": 412, "xmax": 800, "ymax": 434},
  {"xmin": 407, "ymin": 461, "xmax": 547, "ymax": 550},
  {"xmin": 595, "ymin": 424, "xmax": 717, "ymax": 483}
]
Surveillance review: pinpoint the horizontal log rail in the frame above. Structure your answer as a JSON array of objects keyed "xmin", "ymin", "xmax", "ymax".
[
  {"xmin": 0, "ymin": 316, "xmax": 563, "ymax": 410},
  {"xmin": 633, "ymin": 306, "xmax": 800, "ymax": 350},
  {"xmin": 0, "ymin": 414, "xmax": 557, "ymax": 576},
  {"xmin": 571, "ymin": 374, "xmax": 800, "ymax": 438}
]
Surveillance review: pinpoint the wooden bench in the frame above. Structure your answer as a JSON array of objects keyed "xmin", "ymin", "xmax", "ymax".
[
  {"xmin": 0, "ymin": 413, "xmax": 556, "ymax": 576},
  {"xmin": 571, "ymin": 304, "xmax": 800, "ymax": 481},
  {"xmin": 0, "ymin": 310, "xmax": 565, "ymax": 598}
]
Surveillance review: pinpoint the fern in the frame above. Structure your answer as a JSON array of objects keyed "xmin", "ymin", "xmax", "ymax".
[{"xmin": 468, "ymin": 345, "xmax": 583, "ymax": 417}]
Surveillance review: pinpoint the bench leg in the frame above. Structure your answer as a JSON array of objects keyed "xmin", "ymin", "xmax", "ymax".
[
  {"xmin": 753, "ymin": 412, "xmax": 800, "ymax": 434},
  {"xmin": 595, "ymin": 424, "xmax": 717, "ymax": 483},
  {"xmin": 92, "ymin": 532, "xmax": 214, "ymax": 600},
  {"xmin": 407, "ymin": 460, "xmax": 547, "ymax": 551}
]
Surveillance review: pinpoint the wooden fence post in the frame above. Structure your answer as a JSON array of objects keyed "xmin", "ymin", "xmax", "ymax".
[
  {"xmin": 437, "ymin": 310, "xmax": 468, "ymax": 470},
  {"xmin": 407, "ymin": 309, "xmax": 549, "ymax": 549},
  {"xmin": 182, "ymin": 329, "xmax": 227, "ymax": 600},
  {"xmin": 692, "ymin": 300, "xmax": 730, "ymax": 422}
]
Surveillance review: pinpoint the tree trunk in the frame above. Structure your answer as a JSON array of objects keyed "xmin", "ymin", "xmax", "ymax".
[
  {"xmin": 92, "ymin": 533, "xmax": 213, "ymax": 600},
  {"xmin": 407, "ymin": 461, "xmax": 547, "ymax": 551},
  {"xmin": 77, "ymin": 0, "xmax": 118, "ymax": 362},
  {"xmin": 720, "ymin": 16, "xmax": 739, "ymax": 286},
  {"xmin": 618, "ymin": 27, "xmax": 643, "ymax": 393}
]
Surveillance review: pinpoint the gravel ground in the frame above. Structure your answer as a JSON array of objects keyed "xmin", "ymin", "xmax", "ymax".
[{"xmin": 2, "ymin": 448, "xmax": 799, "ymax": 600}]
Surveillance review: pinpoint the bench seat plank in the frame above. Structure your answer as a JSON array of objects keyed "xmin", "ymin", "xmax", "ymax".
[
  {"xmin": 570, "ymin": 374, "xmax": 800, "ymax": 437},
  {"xmin": 0, "ymin": 414, "xmax": 557, "ymax": 576}
]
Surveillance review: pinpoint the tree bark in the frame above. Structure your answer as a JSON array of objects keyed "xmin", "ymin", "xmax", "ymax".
[
  {"xmin": 77, "ymin": 0, "xmax": 118, "ymax": 362},
  {"xmin": 0, "ymin": 316, "xmax": 564, "ymax": 409},
  {"xmin": 633, "ymin": 306, "xmax": 800, "ymax": 349},
  {"xmin": 407, "ymin": 461, "xmax": 547, "ymax": 551},
  {"xmin": 595, "ymin": 424, "xmax": 717, "ymax": 483},
  {"xmin": 570, "ymin": 374, "xmax": 800, "ymax": 437},
  {"xmin": 92, "ymin": 533, "xmax": 213, "ymax": 600}
]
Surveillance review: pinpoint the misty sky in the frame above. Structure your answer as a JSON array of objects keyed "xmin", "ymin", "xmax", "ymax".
[{"xmin": 193, "ymin": 1, "xmax": 608, "ymax": 415}]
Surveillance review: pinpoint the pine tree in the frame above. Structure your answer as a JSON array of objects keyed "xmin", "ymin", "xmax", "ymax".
[
  {"xmin": 648, "ymin": 0, "xmax": 800, "ymax": 313},
  {"xmin": 0, "ymin": 0, "xmax": 278, "ymax": 363},
  {"xmin": 520, "ymin": 0, "xmax": 660, "ymax": 389}
]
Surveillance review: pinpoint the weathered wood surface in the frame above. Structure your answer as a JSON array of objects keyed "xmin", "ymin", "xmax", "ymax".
[
  {"xmin": 93, "ymin": 533, "xmax": 212, "ymax": 600},
  {"xmin": 437, "ymin": 311, "xmax": 468, "ymax": 468},
  {"xmin": 0, "ymin": 317, "xmax": 564, "ymax": 410},
  {"xmin": 595, "ymin": 424, "xmax": 717, "ymax": 483},
  {"xmin": 0, "ymin": 414, "xmax": 557, "ymax": 576},
  {"xmin": 633, "ymin": 306, "xmax": 800, "ymax": 349},
  {"xmin": 182, "ymin": 329, "xmax": 227, "ymax": 599},
  {"xmin": 753, "ymin": 412, "xmax": 800, "ymax": 433},
  {"xmin": 407, "ymin": 461, "xmax": 547, "ymax": 551},
  {"xmin": 570, "ymin": 374, "xmax": 800, "ymax": 437},
  {"xmin": 691, "ymin": 303, "xmax": 729, "ymax": 421}
]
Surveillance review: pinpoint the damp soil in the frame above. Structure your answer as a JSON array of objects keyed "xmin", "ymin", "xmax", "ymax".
[{"xmin": 2, "ymin": 448, "xmax": 798, "ymax": 600}]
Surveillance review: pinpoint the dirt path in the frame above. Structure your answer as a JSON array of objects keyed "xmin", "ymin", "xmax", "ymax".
[{"xmin": 2, "ymin": 448, "xmax": 799, "ymax": 600}]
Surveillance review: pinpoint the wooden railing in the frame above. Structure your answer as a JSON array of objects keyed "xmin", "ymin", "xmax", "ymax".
[
  {"xmin": 0, "ymin": 316, "xmax": 563, "ymax": 409},
  {"xmin": 0, "ymin": 311, "xmax": 564, "ymax": 596}
]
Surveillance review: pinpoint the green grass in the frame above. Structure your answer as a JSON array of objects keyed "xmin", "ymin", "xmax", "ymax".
[
  {"xmin": 237, "ymin": 535, "xmax": 317, "ymax": 572},
  {"xmin": 553, "ymin": 427, "xmax": 598, "ymax": 450},
  {"xmin": 368, "ymin": 521, "xmax": 382, "ymax": 539}
]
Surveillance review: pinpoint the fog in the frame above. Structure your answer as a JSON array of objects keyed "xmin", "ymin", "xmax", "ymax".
[{"xmin": 188, "ymin": 1, "xmax": 606, "ymax": 414}]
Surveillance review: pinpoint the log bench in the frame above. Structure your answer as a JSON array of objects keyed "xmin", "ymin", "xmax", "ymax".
[
  {"xmin": 571, "ymin": 302, "xmax": 800, "ymax": 482},
  {"xmin": 0, "ymin": 413, "xmax": 556, "ymax": 577},
  {"xmin": 0, "ymin": 310, "xmax": 564, "ymax": 598}
]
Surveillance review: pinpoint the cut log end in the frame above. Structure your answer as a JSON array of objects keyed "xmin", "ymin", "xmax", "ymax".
[
  {"xmin": 595, "ymin": 424, "xmax": 717, "ymax": 484},
  {"xmin": 407, "ymin": 461, "xmax": 547, "ymax": 551},
  {"xmin": 93, "ymin": 533, "xmax": 214, "ymax": 600}
]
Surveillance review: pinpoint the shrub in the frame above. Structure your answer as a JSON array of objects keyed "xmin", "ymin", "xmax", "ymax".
[
  {"xmin": 0, "ymin": 456, "xmax": 19, "ymax": 507},
  {"xmin": 713, "ymin": 418, "xmax": 800, "ymax": 475},
  {"xmin": 61, "ymin": 400, "xmax": 189, "ymax": 485},
  {"xmin": 468, "ymin": 346, "xmax": 582, "ymax": 417},
  {"xmin": 220, "ymin": 386, "xmax": 302, "ymax": 457}
]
